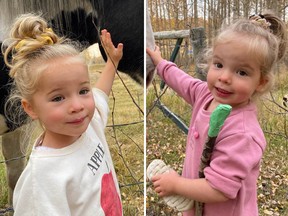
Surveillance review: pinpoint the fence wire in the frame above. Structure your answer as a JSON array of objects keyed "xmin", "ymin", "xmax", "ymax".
[{"xmin": 0, "ymin": 206, "xmax": 13, "ymax": 215}]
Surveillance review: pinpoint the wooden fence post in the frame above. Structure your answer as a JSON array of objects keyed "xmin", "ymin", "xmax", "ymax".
[{"xmin": 190, "ymin": 27, "xmax": 206, "ymax": 81}]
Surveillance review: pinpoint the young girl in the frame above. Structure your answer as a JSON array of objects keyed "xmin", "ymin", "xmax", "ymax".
[
  {"xmin": 147, "ymin": 12, "xmax": 287, "ymax": 216},
  {"xmin": 2, "ymin": 13, "xmax": 123, "ymax": 215}
]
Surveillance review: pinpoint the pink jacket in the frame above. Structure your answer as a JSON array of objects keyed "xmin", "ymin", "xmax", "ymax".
[{"xmin": 157, "ymin": 60, "xmax": 266, "ymax": 216}]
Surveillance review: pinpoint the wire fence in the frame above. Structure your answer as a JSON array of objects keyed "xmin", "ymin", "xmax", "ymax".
[{"xmin": 0, "ymin": 207, "xmax": 13, "ymax": 215}]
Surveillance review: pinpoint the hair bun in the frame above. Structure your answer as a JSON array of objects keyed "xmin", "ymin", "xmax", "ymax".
[
  {"xmin": 14, "ymin": 27, "xmax": 57, "ymax": 52},
  {"xmin": 2, "ymin": 13, "xmax": 61, "ymax": 78},
  {"xmin": 12, "ymin": 13, "xmax": 60, "ymax": 52}
]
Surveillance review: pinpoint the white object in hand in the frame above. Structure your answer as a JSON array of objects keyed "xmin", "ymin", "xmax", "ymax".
[{"xmin": 147, "ymin": 159, "xmax": 194, "ymax": 212}]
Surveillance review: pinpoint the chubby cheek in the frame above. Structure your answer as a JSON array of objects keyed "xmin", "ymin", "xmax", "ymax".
[
  {"xmin": 45, "ymin": 109, "xmax": 67, "ymax": 124},
  {"xmin": 239, "ymin": 87, "xmax": 255, "ymax": 98}
]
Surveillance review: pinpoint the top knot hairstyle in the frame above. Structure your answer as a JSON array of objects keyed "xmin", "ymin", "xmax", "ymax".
[
  {"xmin": 1, "ymin": 13, "xmax": 83, "ymax": 101},
  {"xmin": 199, "ymin": 10, "xmax": 287, "ymax": 95},
  {"xmin": 3, "ymin": 13, "xmax": 62, "ymax": 78},
  {"xmin": 248, "ymin": 12, "xmax": 287, "ymax": 62},
  {"xmin": 265, "ymin": 12, "xmax": 288, "ymax": 62},
  {"xmin": 216, "ymin": 10, "xmax": 287, "ymax": 66}
]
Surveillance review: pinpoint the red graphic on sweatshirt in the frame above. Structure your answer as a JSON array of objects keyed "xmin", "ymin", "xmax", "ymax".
[{"xmin": 101, "ymin": 171, "xmax": 122, "ymax": 215}]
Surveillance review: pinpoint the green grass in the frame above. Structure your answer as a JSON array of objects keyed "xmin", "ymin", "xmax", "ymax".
[
  {"xmin": 256, "ymin": 69, "xmax": 288, "ymax": 215},
  {"xmin": 146, "ymin": 80, "xmax": 188, "ymax": 215},
  {"xmin": 0, "ymin": 158, "xmax": 8, "ymax": 208},
  {"xmin": 146, "ymin": 68, "xmax": 288, "ymax": 215},
  {"xmin": 90, "ymin": 64, "xmax": 144, "ymax": 214}
]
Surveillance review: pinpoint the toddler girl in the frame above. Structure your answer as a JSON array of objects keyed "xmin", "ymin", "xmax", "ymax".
[
  {"xmin": 2, "ymin": 13, "xmax": 123, "ymax": 215},
  {"xmin": 147, "ymin": 11, "xmax": 287, "ymax": 216}
]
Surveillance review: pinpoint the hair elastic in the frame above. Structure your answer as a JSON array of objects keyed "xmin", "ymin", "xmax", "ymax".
[
  {"xmin": 15, "ymin": 28, "xmax": 55, "ymax": 51},
  {"xmin": 249, "ymin": 14, "xmax": 271, "ymax": 30}
]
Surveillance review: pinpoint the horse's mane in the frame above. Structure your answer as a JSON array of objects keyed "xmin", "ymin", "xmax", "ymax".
[{"xmin": 0, "ymin": 0, "xmax": 95, "ymax": 40}]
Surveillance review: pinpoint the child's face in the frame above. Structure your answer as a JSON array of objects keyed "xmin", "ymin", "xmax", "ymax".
[
  {"xmin": 207, "ymin": 40, "xmax": 267, "ymax": 108},
  {"xmin": 27, "ymin": 56, "xmax": 95, "ymax": 145}
]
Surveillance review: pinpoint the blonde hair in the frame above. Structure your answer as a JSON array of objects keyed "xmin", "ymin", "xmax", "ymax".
[
  {"xmin": 199, "ymin": 11, "xmax": 287, "ymax": 96},
  {"xmin": 1, "ymin": 13, "xmax": 84, "ymax": 126}
]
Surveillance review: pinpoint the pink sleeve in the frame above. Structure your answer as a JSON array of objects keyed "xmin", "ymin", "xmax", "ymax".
[
  {"xmin": 204, "ymin": 133, "xmax": 264, "ymax": 199},
  {"xmin": 157, "ymin": 60, "xmax": 206, "ymax": 105}
]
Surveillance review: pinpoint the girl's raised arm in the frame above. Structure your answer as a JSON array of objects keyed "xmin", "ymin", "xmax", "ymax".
[{"xmin": 95, "ymin": 29, "xmax": 123, "ymax": 96}]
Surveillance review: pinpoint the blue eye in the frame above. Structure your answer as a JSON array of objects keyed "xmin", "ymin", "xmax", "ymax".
[
  {"xmin": 52, "ymin": 96, "xmax": 64, "ymax": 102},
  {"xmin": 79, "ymin": 89, "xmax": 90, "ymax": 95},
  {"xmin": 214, "ymin": 63, "xmax": 223, "ymax": 68},
  {"xmin": 237, "ymin": 70, "xmax": 248, "ymax": 76}
]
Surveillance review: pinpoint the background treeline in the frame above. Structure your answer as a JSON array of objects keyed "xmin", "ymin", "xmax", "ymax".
[
  {"xmin": 148, "ymin": 0, "xmax": 288, "ymax": 44},
  {"xmin": 148, "ymin": 0, "xmax": 288, "ymax": 69}
]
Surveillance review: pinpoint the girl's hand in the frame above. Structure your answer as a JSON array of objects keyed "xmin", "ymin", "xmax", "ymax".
[
  {"xmin": 146, "ymin": 45, "xmax": 163, "ymax": 66},
  {"xmin": 151, "ymin": 170, "xmax": 180, "ymax": 197},
  {"xmin": 95, "ymin": 29, "xmax": 123, "ymax": 95},
  {"xmin": 101, "ymin": 29, "xmax": 123, "ymax": 66}
]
